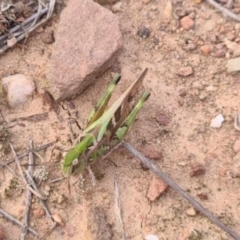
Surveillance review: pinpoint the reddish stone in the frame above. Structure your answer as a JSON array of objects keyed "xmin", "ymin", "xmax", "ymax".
[
  {"xmin": 47, "ymin": 0, "xmax": 122, "ymax": 100},
  {"xmin": 142, "ymin": 145, "xmax": 163, "ymax": 160},
  {"xmin": 200, "ymin": 45, "xmax": 212, "ymax": 55},
  {"xmin": 180, "ymin": 16, "xmax": 194, "ymax": 30},
  {"xmin": 177, "ymin": 66, "xmax": 193, "ymax": 77},
  {"xmin": 179, "ymin": 88, "xmax": 187, "ymax": 97},
  {"xmin": 190, "ymin": 163, "xmax": 206, "ymax": 177},
  {"xmin": 197, "ymin": 192, "xmax": 208, "ymax": 200},
  {"xmin": 156, "ymin": 112, "xmax": 171, "ymax": 126},
  {"xmin": 147, "ymin": 175, "xmax": 168, "ymax": 201}
]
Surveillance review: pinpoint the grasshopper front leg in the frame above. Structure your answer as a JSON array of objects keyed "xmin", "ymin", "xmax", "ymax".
[{"xmin": 62, "ymin": 133, "xmax": 96, "ymax": 175}]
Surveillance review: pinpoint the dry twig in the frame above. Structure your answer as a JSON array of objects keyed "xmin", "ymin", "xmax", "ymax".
[
  {"xmin": 0, "ymin": 141, "xmax": 56, "ymax": 167},
  {"xmin": 206, "ymin": 0, "xmax": 240, "ymax": 22},
  {"xmin": 25, "ymin": 170, "xmax": 54, "ymax": 224},
  {"xmin": 123, "ymin": 142, "xmax": 240, "ymax": 240},
  {"xmin": 0, "ymin": 207, "xmax": 39, "ymax": 237},
  {"xmin": 40, "ymin": 222, "xmax": 57, "ymax": 240},
  {"xmin": 10, "ymin": 143, "xmax": 46, "ymax": 199},
  {"xmin": 0, "ymin": 0, "xmax": 56, "ymax": 55},
  {"xmin": 21, "ymin": 140, "xmax": 34, "ymax": 240}
]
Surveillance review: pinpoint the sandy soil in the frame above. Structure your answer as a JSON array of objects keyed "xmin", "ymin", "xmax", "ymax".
[{"xmin": 1, "ymin": 0, "xmax": 240, "ymax": 239}]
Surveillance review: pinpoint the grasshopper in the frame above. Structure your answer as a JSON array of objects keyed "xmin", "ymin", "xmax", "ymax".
[{"xmin": 61, "ymin": 68, "xmax": 150, "ymax": 176}]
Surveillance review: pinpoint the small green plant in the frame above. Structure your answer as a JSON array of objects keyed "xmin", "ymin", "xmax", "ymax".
[{"xmin": 4, "ymin": 177, "xmax": 24, "ymax": 198}]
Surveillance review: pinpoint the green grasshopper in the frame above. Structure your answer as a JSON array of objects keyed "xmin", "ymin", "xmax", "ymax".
[{"xmin": 61, "ymin": 68, "xmax": 150, "ymax": 176}]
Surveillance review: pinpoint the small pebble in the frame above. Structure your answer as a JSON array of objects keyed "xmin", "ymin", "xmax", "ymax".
[
  {"xmin": 178, "ymin": 161, "xmax": 187, "ymax": 166},
  {"xmin": 210, "ymin": 114, "xmax": 225, "ymax": 128},
  {"xmin": 190, "ymin": 163, "xmax": 206, "ymax": 177},
  {"xmin": 197, "ymin": 192, "xmax": 208, "ymax": 200},
  {"xmin": 150, "ymin": 5, "xmax": 157, "ymax": 11},
  {"xmin": 156, "ymin": 112, "xmax": 171, "ymax": 126},
  {"xmin": 227, "ymin": 58, "xmax": 240, "ymax": 73},
  {"xmin": 57, "ymin": 195, "xmax": 65, "ymax": 204},
  {"xmin": 177, "ymin": 66, "xmax": 193, "ymax": 77},
  {"xmin": 145, "ymin": 235, "xmax": 159, "ymax": 240},
  {"xmin": 213, "ymin": 48, "xmax": 226, "ymax": 58},
  {"xmin": 206, "ymin": 85, "xmax": 217, "ymax": 92},
  {"xmin": 2, "ymin": 74, "xmax": 35, "ymax": 108},
  {"xmin": 200, "ymin": 45, "xmax": 212, "ymax": 55},
  {"xmin": 142, "ymin": 145, "xmax": 163, "ymax": 160},
  {"xmin": 186, "ymin": 207, "xmax": 197, "ymax": 216},
  {"xmin": 179, "ymin": 88, "xmax": 187, "ymax": 97},
  {"xmin": 199, "ymin": 92, "xmax": 207, "ymax": 101},
  {"xmin": 137, "ymin": 26, "xmax": 151, "ymax": 39},
  {"xmin": 180, "ymin": 16, "xmax": 194, "ymax": 30},
  {"xmin": 142, "ymin": 0, "xmax": 152, "ymax": 4},
  {"xmin": 147, "ymin": 175, "xmax": 168, "ymax": 201}
]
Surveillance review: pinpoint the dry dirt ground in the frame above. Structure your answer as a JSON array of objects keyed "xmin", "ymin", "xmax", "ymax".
[{"xmin": 1, "ymin": 0, "xmax": 240, "ymax": 239}]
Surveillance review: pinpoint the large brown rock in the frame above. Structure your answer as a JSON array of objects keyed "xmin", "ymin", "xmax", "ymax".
[{"xmin": 47, "ymin": 0, "xmax": 122, "ymax": 101}]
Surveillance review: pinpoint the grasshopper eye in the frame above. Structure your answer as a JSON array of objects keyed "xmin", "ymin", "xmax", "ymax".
[{"xmin": 72, "ymin": 158, "xmax": 79, "ymax": 166}]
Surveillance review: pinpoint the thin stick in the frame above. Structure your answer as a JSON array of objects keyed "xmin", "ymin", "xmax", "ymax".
[
  {"xmin": 0, "ymin": 208, "xmax": 39, "ymax": 236},
  {"xmin": 206, "ymin": 0, "xmax": 240, "ymax": 22},
  {"xmin": 123, "ymin": 142, "xmax": 240, "ymax": 240},
  {"xmin": 25, "ymin": 170, "xmax": 54, "ymax": 224},
  {"xmin": 21, "ymin": 140, "xmax": 34, "ymax": 240},
  {"xmin": 4, "ymin": 164, "xmax": 21, "ymax": 179},
  {"xmin": 114, "ymin": 179, "xmax": 126, "ymax": 240},
  {"xmin": 0, "ymin": 8, "xmax": 48, "ymax": 43},
  {"xmin": 0, "ymin": 141, "xmax": 56, "ymax": 167},
  {"xmin": 0, "ymin": 0, "xmax": 56, "ymax": 55},
  {"xmin": 10, "ymin": 143, "xmax": 46, "ymax": 200},
  {"xmin": 48, "ymin": 176, "xmax": 66, "ymax": 183},
  {"xmin": 33, "ymin": 151, "xmax": 45, "ymax": 163},
  {"xmin": 40, "ymin": 222, "xmax": 57, "ymax": 240}
]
